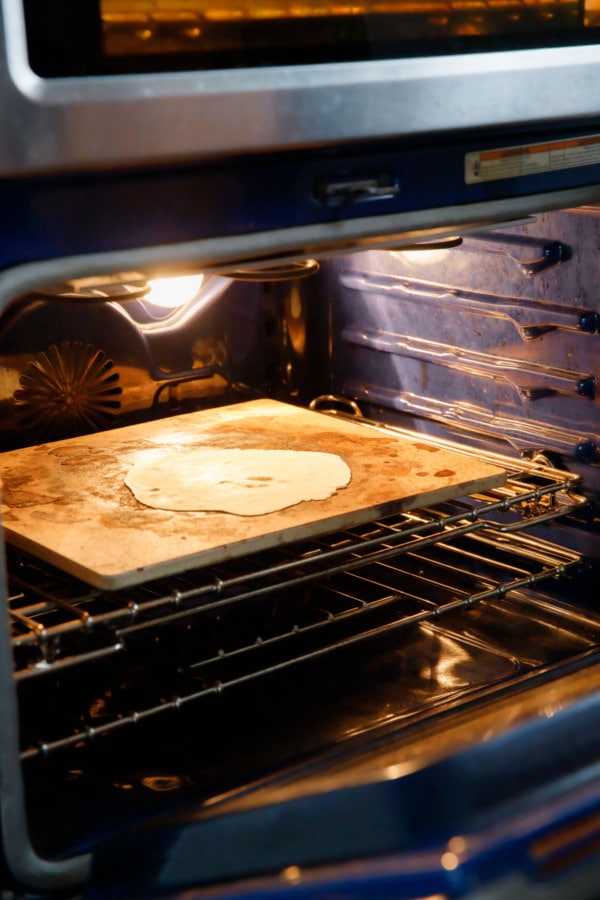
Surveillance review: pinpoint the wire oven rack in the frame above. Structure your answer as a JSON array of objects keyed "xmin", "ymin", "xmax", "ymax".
[{"xmin": 5, "ymin": 446, "xmax": 590, "ymax": 761}]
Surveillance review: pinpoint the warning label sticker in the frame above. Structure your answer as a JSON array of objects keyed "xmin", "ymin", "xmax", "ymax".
[{"xmin": 465, "ymin": 134, "xmax": 600, "ymax": 184}]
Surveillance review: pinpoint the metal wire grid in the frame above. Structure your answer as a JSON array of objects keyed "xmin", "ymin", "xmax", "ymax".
[
  {"xmin": 9, "ymin": 462, "xmax": 585, "ymax": 677},
  {"xmin": 6, "ymin": 459, "xmax": 588, "ymax": 758}
]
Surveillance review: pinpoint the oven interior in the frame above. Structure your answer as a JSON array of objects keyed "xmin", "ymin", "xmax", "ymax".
[{"xmin": 1, "ymin": 207, "xmax": 600, "ymax": 897}]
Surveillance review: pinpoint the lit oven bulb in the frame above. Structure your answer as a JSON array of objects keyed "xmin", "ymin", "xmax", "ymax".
[{"xmin": 145, "ymin": 274, "xmax": 204, "ymax": 308}]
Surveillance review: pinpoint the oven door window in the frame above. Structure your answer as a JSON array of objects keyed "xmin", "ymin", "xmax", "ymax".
[{"xmin": 22, "ymin": 0, "xmax": 600, "ymax": 76}]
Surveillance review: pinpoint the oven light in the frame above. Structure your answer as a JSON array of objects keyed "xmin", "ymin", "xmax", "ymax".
[
  {"xmin": 395, "ymin": 247, "xmax": 455, "ymax": 265},
  {"xmin": 145, "ymin": 274, "xmax": 204, "ymax": 308},
  {"xmin": 392, "ymin": 235, "xmax": 463, "ymax": 265},
  {"xmin": 281, "ymin": 866, "xmax": 302, "ymax": 884},
  {"xmin": 440, "ymin": 851, "xmax": 460, "ymax": 871}
]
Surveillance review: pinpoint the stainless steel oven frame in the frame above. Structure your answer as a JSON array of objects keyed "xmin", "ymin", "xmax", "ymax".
[
  {"xmin": 4, "ymin": 0, "xmax": 600, "ymax": 279},
  {"xmin": 2, "ymin": 0, "xmax": 600, "ymax": 177}
]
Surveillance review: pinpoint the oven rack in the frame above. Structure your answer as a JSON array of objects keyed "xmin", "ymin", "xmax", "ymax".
[
  {"xmin": 8, "ymin": 459, "xmax": 584, "ymax": 675},
  {"xmin": 5, "ymin": 460, "xmax": 589, "ymax": 759}
]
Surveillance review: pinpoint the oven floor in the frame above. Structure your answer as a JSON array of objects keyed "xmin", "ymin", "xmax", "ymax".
[{"xmin": 21, "ymin": 571, "xmax": 600, "ymax": 861}]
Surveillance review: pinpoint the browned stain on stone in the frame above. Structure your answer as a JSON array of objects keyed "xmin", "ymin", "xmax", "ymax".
[
  {"xmin": 49, "ymin": 445, "xmax": 93, "ymax": 458},
  {"xmin": 413, "ymin": 443, "xmax": 441, "ymax": 452},
  {"xmin": 3, "ymin": 489, "xmax": 56, "ymax": 507},
  {"xmin": 57, "ymin": 453, "xmax": 115, "ymax": 468}
]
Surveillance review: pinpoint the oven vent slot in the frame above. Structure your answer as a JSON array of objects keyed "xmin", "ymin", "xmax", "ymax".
[{"xmin": 6, "ymin": 456, "xmax": 590, "ymax": 760}]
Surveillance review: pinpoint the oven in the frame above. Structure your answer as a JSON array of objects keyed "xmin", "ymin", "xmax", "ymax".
[
  {"xmin": 1, "ymin": 2, "xmax": 600, "ymax": 898},
  {"xmin": 0, "ymin": 206, "xmax": 599, "ymax": 900}
]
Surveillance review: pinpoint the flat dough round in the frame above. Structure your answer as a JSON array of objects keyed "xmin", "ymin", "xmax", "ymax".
[{"xmin": 125, "ymin": 447, "xmax": 351, "ymax": 516}]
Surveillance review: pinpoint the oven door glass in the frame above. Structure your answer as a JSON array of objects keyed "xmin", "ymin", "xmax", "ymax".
[{"xmin": 22, "ymin": 0, "xmax": 600, "ymax": 76}]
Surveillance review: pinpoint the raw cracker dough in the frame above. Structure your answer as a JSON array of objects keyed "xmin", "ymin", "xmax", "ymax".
[{"xmin": 125, "ymin": 447, "xmax": 351, "ymax": 516}]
